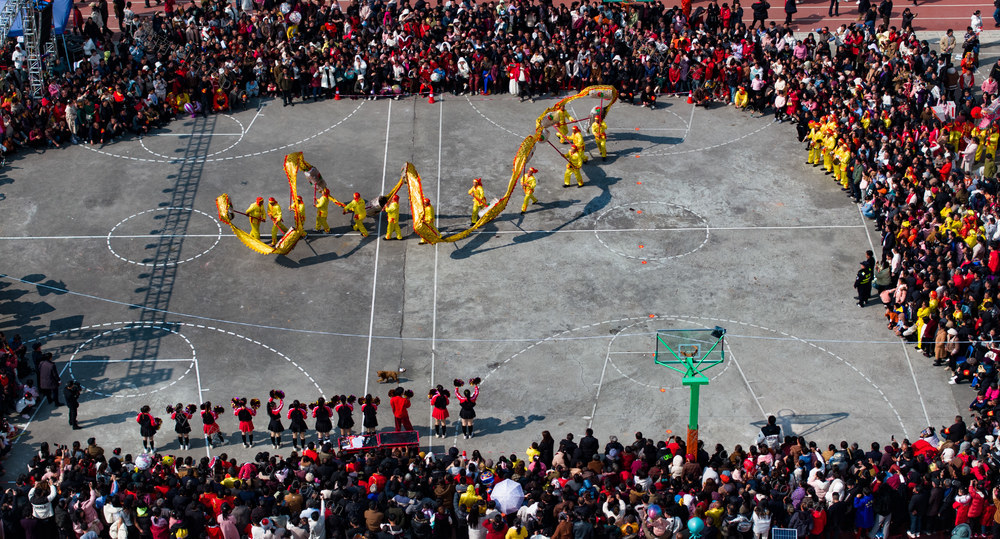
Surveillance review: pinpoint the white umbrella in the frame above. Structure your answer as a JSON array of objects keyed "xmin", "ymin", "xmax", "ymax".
[{"xmin": 491, "ymin": 479, "xmax": 524, "ymax": 515}]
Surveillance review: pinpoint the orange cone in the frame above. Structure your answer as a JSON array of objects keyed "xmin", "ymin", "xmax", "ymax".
[
  {"xmin": 428, "ymin": 90, "xmax": 435, "ymax": 104},
  {"xmin": 687, "ymin": 91, "xmax": 693, "ymax": 104},
  {"xmin": 334, "ymin": 88, "xmax": 341, "ymax": 101}
]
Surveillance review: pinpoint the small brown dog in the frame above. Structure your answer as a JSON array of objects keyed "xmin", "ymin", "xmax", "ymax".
[{"xmin": 376, "ymin": 370, "xmax": 400, "ymax": 383}]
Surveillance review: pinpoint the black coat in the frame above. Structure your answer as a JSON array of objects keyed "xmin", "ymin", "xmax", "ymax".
[{"xmin": 37, "ymin": 359, "xmax": 59, "ymax": 391}]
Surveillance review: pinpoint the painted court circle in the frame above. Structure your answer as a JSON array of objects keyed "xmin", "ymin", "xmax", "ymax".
[{"xmin": 106, "ymin": 207, "xmax": 222, "ymax": 266}]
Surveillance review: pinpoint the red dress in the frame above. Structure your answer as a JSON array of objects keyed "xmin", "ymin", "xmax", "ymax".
[
  {"xmin": 235, "ymin": 406, "xmax": 255, "ymax": 433},
  {"xmin": 202, "ymin": 410, "xmax": 221, "ymax": 435},
  {"xmin": 430, "ymin": 393, "xmax": 449, "ymax": 421}
]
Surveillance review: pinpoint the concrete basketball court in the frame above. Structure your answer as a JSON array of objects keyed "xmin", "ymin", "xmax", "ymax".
[{"xmin": 0, "ymin": 58, "xmax": 985, "ymax": 471}]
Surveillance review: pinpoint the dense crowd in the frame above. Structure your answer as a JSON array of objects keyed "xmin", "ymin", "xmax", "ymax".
[
  {"xmin": 6, "ymin": 0, "xmax": 1000, "ymax": 537},
  {"xmin": 4, "ymin": 417, "xmax": 1000, "ymax": 539}
]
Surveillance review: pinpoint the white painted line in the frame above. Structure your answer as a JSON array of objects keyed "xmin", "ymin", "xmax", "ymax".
[
  {"xmin": 363, "ymin": 99, "xmax": 392, "ymax": 397},
  {"xmin": 728, "ymin": 344, "xmax": 768, "ymax": 418},
  {"xmin": 588, "ymin": 335, "xmax": 614, "ymax": 430},
  {"xmin": 900, "ymin": 340, "xmax": 931, "ymax": 427},
  {"xmin": 0, "ymin": 223, "xmax": 866, "ymax": 241},
  {"xmin": 16, "ymin": 362, "xmax": 72, "ymax": 442},
  {"xmin": 685, "ymin": 101, "xmax": 696, "ymax": 140},
  {"xmin": 244, "ymin": 103, "xmax": 265, "ymax": 135},
  {"xmin": 855, "ymin": 204, "xmax": 928, "ymax": 430},
  {"xmin": 71, "ymin": 358, "xmax": 195, "ymax": 363},
  {"xmin": 608, "ymin": 128, "xmax": 689, "ymax": 131},
  {"xmin": 193, "ymin": 339, "xmax": 209, "ymax": 458},
  {"xmin": 147, "ymin": 133, "xmax": 244, "ymax": 137},
  {"xmin": 429, "ymin": 100, "xmax": 443, "ymax": 450}
]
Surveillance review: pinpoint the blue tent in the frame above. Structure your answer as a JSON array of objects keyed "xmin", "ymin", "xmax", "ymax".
[{"xmin": 1, "ymin": 0, "xmax": 73, "ymax": 38}]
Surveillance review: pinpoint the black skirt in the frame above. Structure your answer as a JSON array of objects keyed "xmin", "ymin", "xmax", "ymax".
[
  {"xmin": 174, "ymin": 417, "xmax": 191, "ymax": 434},
  {"xmin": 362, "ymin": 405, "xmax": 378, "ymax": 429},
  {"xmin": 315, "ymin": 409, "xmax": 333, "ymax": 432},
  {"xmin": 289, "ymin": 416, "xmax": 307, "ymax": 433},
  {"xmin": 459, "ymin": 401, "xmax": 476, "ymax": 420},
  {"xmin": 337, "ymin": 407, "xmax": 354, "ymax": 430},
  {"xmin": 268, "ymin": 413, "xmax": 285, "ymax": 433}
]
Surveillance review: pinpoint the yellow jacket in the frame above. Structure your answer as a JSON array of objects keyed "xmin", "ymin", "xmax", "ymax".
[
  {"xmin": 245, "ymin": 202, "xmax": 265, "ymax": 224},
  {"xmin": 468, "ymin": 185, "xmax": 486, "ymax": 206},
  {"xmin": 267, "ymin": 202, "xmax": 284, "ymax": 224},
  {"xmin": 567, "ymin": 149, "xmax": 583, "ymax": 169},
  {"xmin": 521, "ymin": 173, "xmax": 536, "ymax": 193},
  {"xmin": 591, "ymin": 120, "xmax": 607, "ymax": 141},
  {"xmin": 423, "ymin": 203, "xmax": 435, "ymax": 225},
  {"xmin": 385, "ymin": 201, "xmax": 400, "ymax": 223},
  {"xmin": 315, "ymin": 195, "xmax": 331, "ymax": 215},
  {"xmin": 345, "ymin": 198, "xmax": 367, "ymax": 219},
  {"xmin": 291, "ymin": 200, "xmax": 305, "ymax": 229},
  {"xmin": 734, "ymin": 89, "xmax": 748, "ymax": 108}
]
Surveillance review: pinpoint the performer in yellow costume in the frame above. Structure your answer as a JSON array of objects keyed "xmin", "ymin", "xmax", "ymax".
[
  {"xmin": 571, "ymin": 125, "xmax": 588, "ymax": 162},
  {"xmin": 591, "ymin": 114, "xmax": 607, "ymax": 160},
  {"xmin": 314, "ymin": 188, "xmax": 332, "ymax": 233},
  {"xmin": 267, "ymin": 197, "xmax": 288, "ymax": 246},
  {"xmin": 468, "ymin": 178, "xmax": 487, "ymax": 224},
  {"xmin": 245, "ymin": 197, "xmax": 266, "ymax": 240},
  {"xmin": 419, "ymin": 197, "xmax": 434, "ymax": 244},
  {"xmin": 343, "ymin": 192, "xmax": 368, "ymax": 237},
  {"xmin": 384, "ymin": 194, "xmax": 402, "ymax": 240},
  {"xmin": 807, "ymin": 122, "xmax": 821, "ymax": 165},
  {"xmin": 291, "ymin": 195, "xmax": 307, "ymax": 237},
  {"xmin": 822, "ymin": 130, "xmax": 837, "ymax": 174},
  {"xmin": 521, "ymin": 167, "xmax": 538, "ymax": 213},
  {"xmin": 564, "ymin": 145, "xmax": 584, "ymax": 187},
  {"xmin": 835, "ymin": 142, "xmax": 851, "ymax": 188},
  {"xmin": 555, "ymin": 109, "xmax": 571, "ymax": 143}
]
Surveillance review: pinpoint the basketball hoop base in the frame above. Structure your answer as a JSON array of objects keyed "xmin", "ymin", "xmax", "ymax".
[{"xmin": 686, "ymin": 426, "xmax": 699, "ymax": 458}]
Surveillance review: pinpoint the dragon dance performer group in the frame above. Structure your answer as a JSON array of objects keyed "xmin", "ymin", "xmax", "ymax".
[
  {"xmin": 133, "ymin": 380, "xmax": 481, "ymax": 452},
  {"xmin": 224, "ymin": 103, "xmax": 610, "ymax": 248}
]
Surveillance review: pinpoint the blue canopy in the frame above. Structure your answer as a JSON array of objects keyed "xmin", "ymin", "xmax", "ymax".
[{"xmin": 2, "ymin": 0, "xmax": 73, "ymax": 38}]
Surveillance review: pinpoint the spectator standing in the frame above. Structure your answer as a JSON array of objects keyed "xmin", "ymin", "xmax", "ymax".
[
  {"xmin": 63, "ymin": 379, "xmax": 82, "ymax": 430},
  {"xmin": 37, "ymin": 353, "xmax": 60, "ymax": 408}
]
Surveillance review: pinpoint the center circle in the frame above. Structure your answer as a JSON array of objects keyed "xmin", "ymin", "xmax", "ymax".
[
  {"xmin": 107, "ymin": 207, "xmax": 222, "ymax": 266},
  {"xmin": 593, "ymin": 201, "xmax": 709, "ymax": 261},
  {"xmin": 139, "ymin": 114, "xmax": 245, "ymax": 160},
  {"xmin": 69, "ymin": 324, "xmax": 196, "ymax": 398}
]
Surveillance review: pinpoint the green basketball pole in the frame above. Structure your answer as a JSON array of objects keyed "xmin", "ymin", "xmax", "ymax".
[{"xmin": 654, "ymin": 327, "xmax": 725, "ymax": 455}]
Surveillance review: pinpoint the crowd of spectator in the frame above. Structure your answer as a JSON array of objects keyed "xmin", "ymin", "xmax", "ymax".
[
  {"xmin": 4, "ymin": 417, "xmax": 1000, "ymax": 539},
  {"xmin": 4, "ymin": 0, "xmax": 1000, "ymax": 537}
]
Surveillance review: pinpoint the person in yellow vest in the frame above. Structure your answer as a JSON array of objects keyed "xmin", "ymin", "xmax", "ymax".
[
  {"xmin": 564, "ymin": 144, "xmax": 584, "ymax": 187},
  {"xmin": 419, "ymin": 197, "xmax": 435, "ymax": 244},
  {"xmin": 570, "ymin": 125, "xmax": 588, "ymax": 162},
  {"xmin": 468, "ymin": 178, "xmax": 487, "ymax": 224},
  {"xmin": 822, "ymin": 130, "xmax": 837, "ymax": 174},
  {"xmin": 384, "ymin": 194, "xmax": 403, "ymax": 240},
  {"xmin": 343, "ymin": 192, "xmax": 368, "ymax": 237},
  {"xmin": 291, "ymin": 195, "xmax": 307, "ymax": 237},
  {"xmin": 267, "ymin": 197, "xmax": 288, "ymax": 246},
  {"xmin": 245, "ymin": 197, "xmax": 266, "ymax": 240},
  {"xmin": 314, "ymin": 188, "xmax": 333, "ymax": 233},
  {"xmin": 521, "ymin": 167, "xmax": 538, "ymax": 213},
  {"xmin": 591, "ymin": 114, "xmax": 608, "ymax": 161},
  {"xmin": 555, "ymin": 109, "xmax": 571, "ymax": 143}
]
